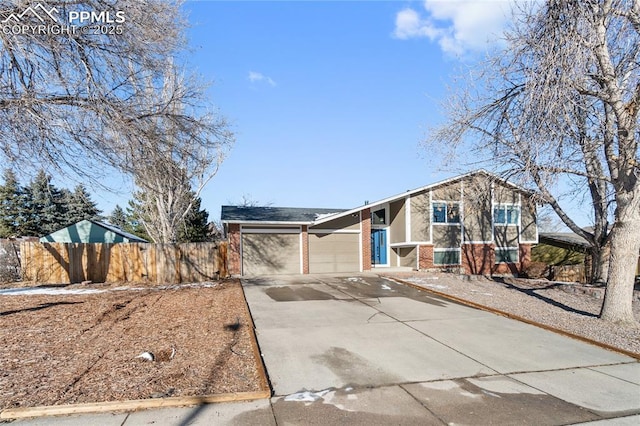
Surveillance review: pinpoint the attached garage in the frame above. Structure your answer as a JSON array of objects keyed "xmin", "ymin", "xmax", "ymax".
[
  {"xmin": 309, "ymin": 232, "xmax": 360, "ymax": 273},
  {"xmin": 241, "ymin": 228, "xmax": 301, "ymax": 275}
]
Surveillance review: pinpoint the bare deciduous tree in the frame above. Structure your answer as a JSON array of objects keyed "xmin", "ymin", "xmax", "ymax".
[
  {"xmin": 1, "ymin": 1, "xmax": 175, "ymax": 177},
  {"xmin": 0, "ymin": 1, "xmax": 233, "ymax": 243},
  {"xmin": 126, "ymin": 66, "xmax": 232, "ymax": 243},
  {"xmin": 427, "ymin": 0, "xmax": 639, "ymax": 324}
]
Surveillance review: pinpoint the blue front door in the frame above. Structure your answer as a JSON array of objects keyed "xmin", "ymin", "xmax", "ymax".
[{"xmin": 371, "ymin": 229, "xmax": 387, "ymax": 265}]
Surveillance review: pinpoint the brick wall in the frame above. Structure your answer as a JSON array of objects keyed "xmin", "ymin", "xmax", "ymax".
[
  {"xmin": 227, "ymin": 224, "xmax": 241, "ymax": 275},
  {"xmin": 462, "ymin": 244, "xmax": 494, "ymax": 275},
  {"xmin": 418, "ymin": 245, "xmax": 434, "ymax": 269},
  {"xmin": 361, "ymin": 208, "xmax": 371, "ymax": 271}
]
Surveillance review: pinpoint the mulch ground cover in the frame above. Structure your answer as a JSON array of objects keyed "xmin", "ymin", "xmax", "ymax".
[{"xmin": 0, "ymin": 279, "xmax": 267, "ymax": 410}]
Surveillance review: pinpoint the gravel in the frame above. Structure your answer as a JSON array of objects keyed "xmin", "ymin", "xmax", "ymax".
[{"xmin": 386, "ymin": 272, "xmax": 640, "ymax": 356}]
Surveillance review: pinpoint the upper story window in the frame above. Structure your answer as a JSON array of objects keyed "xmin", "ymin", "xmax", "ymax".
[
  {"xmin": 494, "ymin": 205, "xmax": 519, "ymax": 225},
  {"xmin": 371, "ymin": 208, "xmax": 386, "ymax": 225},
  {"xmin": 432, "ymin": 202, "xmax": 460, "ymax": 224}
]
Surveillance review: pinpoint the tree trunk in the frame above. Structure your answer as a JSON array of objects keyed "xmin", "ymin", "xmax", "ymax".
[
  {"xmin": 600, "ymin": 190, "xmax": 640, "ymax": 324},
  {"xmin": 589, "ymin": 245, "xmax": 609, "ymax": 285}
]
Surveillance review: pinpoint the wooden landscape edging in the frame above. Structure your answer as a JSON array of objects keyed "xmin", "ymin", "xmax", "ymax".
[
  {"xmin": 238, "ymin": 279, "xmax": 272, "ymax": 395},
  {"xmin": 0, "ymin": 390, "xmax": 271, "ymax": 420},
  {"xmin": 387, "ymin": 276, "xmax": 640, "ymax": 361}
]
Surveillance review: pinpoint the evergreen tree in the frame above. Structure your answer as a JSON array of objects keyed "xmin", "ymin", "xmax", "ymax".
[
  {"xmin": 125, "ymin": 199, "xmax": 151, "ymax": 242},
  {"xmin": 0, "ymin": 169, "xmax": 23, "ymax": 238},
  {"xmin": 178, "ymin": 196, "xmax": 210, "ymax": 242},
  {"xmin": 64, "ymin": 184, "xmax": 100, "ymax": 226},
  {"xmin": 25, "ymin": 171, "xmax": 65, "ymax": 236},
  {"xmin": 108, "ymin": 205, "xmax": 128, "ymax": 230}
]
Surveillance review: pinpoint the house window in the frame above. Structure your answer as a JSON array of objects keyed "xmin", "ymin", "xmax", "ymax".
[
  {"xmin": 495, "ymin": 247, "xmax": 519, "ymax": 263},
  {"xmin": 372, "ymin": 208, "xmax": 386, "ymax": 225},
  {"xmin": 434, "ymin": 249, "xmax": 461, "ymax": 265},
  {"xmin": 494, "ymin": 205, "xmax": 519, "ymax": 225},
  {"xmin": 433, "ymin": 202, "xmax": 460, "ymax": 224}
]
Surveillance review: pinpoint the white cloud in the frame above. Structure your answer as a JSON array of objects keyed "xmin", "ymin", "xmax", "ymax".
[
  {"xmin": 393, "ymin": 0, "xmax": 516, "ymax": 57},
  {"xmin": 248, "ymin": 71, "xmax": 276, "ymax": 87},
  {"xmin": 393, "ymin": 8, "xmax": 441, "ymax": 40}
]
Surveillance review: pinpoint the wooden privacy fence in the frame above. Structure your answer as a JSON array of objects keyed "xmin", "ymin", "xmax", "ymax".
[
  {"xmin": 550, "ymin": 263, "xmax": 585, "ymax": 283},
  {"xmin": 20, "ymin": 242, "xmax": 228, "ymax": 284}
]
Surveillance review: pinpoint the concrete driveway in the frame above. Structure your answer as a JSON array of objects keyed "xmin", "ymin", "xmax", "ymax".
[{"xmin": 242, "ymin": 273, "xmax": 640, "ymax": 425}]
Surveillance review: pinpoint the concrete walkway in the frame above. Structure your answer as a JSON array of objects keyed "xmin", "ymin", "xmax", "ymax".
[{"xmin": 12, "ymin": 273, "xmax": 640, "ymax": 425}]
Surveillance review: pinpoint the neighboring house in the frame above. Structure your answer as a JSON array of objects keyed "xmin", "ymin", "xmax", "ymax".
[
  {"xmin": 539, "ymin": 232, "xmax": 640, "ymax": 280},
  {"xmin": 40, "ymin": 219, "xmax": 148, "ymax": 243},
  {"xmin": 222, "ymin": 170, "xmax": 538, "ymax": 276}
]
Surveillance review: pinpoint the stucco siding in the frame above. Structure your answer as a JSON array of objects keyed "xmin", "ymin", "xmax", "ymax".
[
  {"xmin": 433, "ymin": 225, "xmax": 462, "ymax": 248},
  {"xmin": 398, "ymin": 246, "xmax": 417, "ymax": 268},
  {"xmin": 493, "ymin": 184, "xmax": 520, "ymax": 204},
  {"xmin": 494, "ymin": 226, "xmax": 519, "ymax": 247},
  {"xmin": 410, "ymin": 191, "xmax": 430, "ymax": 242},
  {"xmin": 462, "ymin": 175, "xmax": 493, "ymax": 242},
  {"xmin": 389, "ymin": 199, "xmax": 406, "ymax": 243},
  {"xmin": 311, "ymin": 214, "xmax": 360, "ymax": 231},
  {"xmin": 432, "ymin": 184, "xmax": 462, "ymax": 201}
]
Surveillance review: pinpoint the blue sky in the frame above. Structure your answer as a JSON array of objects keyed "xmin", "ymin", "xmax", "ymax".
[
  {"xmin": 172, "ymin": 0, "xmax": 515, "ymax": 220},
  {"xmin": 85, "ymin": 0, "xmax": 572, "ymax": 224}
]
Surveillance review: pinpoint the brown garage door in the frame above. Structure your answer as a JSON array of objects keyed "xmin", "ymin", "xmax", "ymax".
[
  {"xmin": 309, "ymin": 232, "xmax": 360, "ymax": 273},
  {"xmin": 242, "ymin": 231, "xmax": 301, "ymax": 275}
]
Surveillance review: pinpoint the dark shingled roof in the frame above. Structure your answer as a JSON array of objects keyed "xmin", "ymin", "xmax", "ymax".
[
  {"xmin": 221, "ymin": 206, "xmax": 348, "ymax": 223},
  {"xmin": 539, "ymin": 232, "xmax": 590, "ymax": 250}
]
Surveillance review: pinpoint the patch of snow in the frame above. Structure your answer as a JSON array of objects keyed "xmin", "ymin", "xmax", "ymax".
[
  {"xmin": 284, "ymin": 389, "xmax": 331, "ymax": 403},
  {"xmin": 0, "ymin": 287, "xmax": 106, "ymax": 296},
  {"xmin": 0, "ymin": 281, "xmax": 219, "ymax": 296},
  {"xmin": 460, "ymin": 390, "xmax": 481, "ymax": 399},
  {"xmin": 421, "ymin": 381, "xmax": 459, "ymax": 391},
  {"xmin": 346, "ymin": 277, "xmax": 360, "ymax": 282},
  {"xmin": 381, "ymin": 284, "xmax": 392, "ymax": 290},
  {"xmin": 405, "ymin": 278, "xmax": 449, "ymax": 290}
]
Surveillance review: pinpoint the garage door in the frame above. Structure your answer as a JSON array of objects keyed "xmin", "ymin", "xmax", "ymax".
[
  {"xmin": 242, "ymin": 230, "xmax": 301, "ymax": 275},
  {"xmin": 309, "ymin": 233, "xmax": 360, "ymax": 273}
]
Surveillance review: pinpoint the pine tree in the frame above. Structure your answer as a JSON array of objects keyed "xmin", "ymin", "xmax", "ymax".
[
  {"xmin": 109, "ymin": 205, "xmax": 128, "ymax": 230},
  {"xmin": 178, "ymin": 196, "xmax": 210, "ymax": 242},
  {"xmin": 125, "ymin": 199, "xmax": 151, "ymax": 242},
  {"xmin": 64, "ymin": 184, "xmax": 100, "ymax": 226},
  {"xmin": 0, "ymin": 169, "xmax": 23, "ymax": 238},
  {"xmin": 25, "ymin": 171, "xmax": 65, "ymax": 236}
]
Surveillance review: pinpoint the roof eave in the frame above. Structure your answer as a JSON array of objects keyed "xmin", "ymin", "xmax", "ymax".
[
  {"xmin": 222, "ymin": 220, "xmax": 313, "ymax": 226},
  {"xmin": 314, "ymin": 169, "xmax": 532, "ymax": 226}
]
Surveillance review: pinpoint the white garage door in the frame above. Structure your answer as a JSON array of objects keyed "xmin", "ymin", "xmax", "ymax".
[
  {"xmin": 242, "ymin": 229, "xmax": 301, "ymax": 275},
  {"xmin": 309, "ymin": 232, "xmax": 360, "ymax": 273}
]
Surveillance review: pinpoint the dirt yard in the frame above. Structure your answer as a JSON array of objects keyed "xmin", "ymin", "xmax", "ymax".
[{"xmin": 0, "ymin": 279, "xmax": 267, "ymax": 410}]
